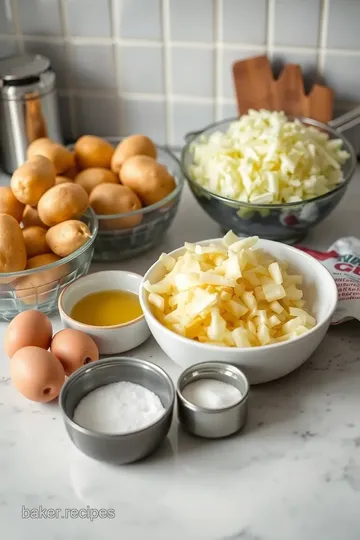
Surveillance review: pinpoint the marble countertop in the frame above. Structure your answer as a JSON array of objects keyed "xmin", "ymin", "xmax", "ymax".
[{"xmin": 1, "ymin": 168, "xmax": 360, "ymax": 540}]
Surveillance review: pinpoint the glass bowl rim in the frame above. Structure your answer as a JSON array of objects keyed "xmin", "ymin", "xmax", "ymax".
[
  {"xmin": 0, "ymin": 207, "xmax": 98, "ymax": 280},
  {"xmin": 181, "ymin": 114, "xmax": 357, "ymax": 209},
  {"xmin": 67, "ymin": 141, "xmax": 185, "ymax": 220}
]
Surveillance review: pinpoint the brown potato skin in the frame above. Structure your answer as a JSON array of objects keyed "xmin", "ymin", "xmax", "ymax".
[
  {"xmin": 120, "ymin": 155, "xmax": 176, "ymax": 206},
  {"xmin": 22, "ymin": 226, "xmax": 50, "ymax": 258},
  {"xmin": 46, "ymin": 220, "xmax": 91, "ymax": 257},
  {"xmin": 27, "ymin": 138, "xmax": 75, "ymax": 174},
  {"xmin": 74, "ymin": 168, "xmax": 118, "ymax": 195},
  {"xmin": 11, "ymin": 155, "xmax": 56, "ymax": 206},
  {"xmin": 111, "ymin": 135, "xmax": 157, "ymax": 175},
  {"xmin": 37, "ymin": 183, "xmax": 89, "ymax": 227},
  {"xmin": 62, "ymin": 164, "xmax": 79, "ymax": 180},
  {"xmin": 0, "ymin": 186, "xmax": 25, "ymax": 222},
  {"xmin": 15, "ymin": 253, "xmax": 67, "ymax": 305},
  {"xmin": 0, "ymin": 214, "xmax": 27, "ymax": 273},
  {"xmin": 89, "ymin": 184, "xmax": 143, "ymax": 230},
  {"xmin": 55, "ymin": 176, "xmax": 73, "ymax": 185},
  {"xmin": 22, "ymin": 205, "xmax": 47, "ymax": 228},
  {"xmin": 75, "ymin": 135, "xmax": 114, "ymax": 169}
]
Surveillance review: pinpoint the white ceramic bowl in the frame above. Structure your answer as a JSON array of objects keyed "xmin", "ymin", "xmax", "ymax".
[
  {"xmin": 139, "ymin": 238, "xmax": 338, "ymax": 384},
  {"xmin": 59, "ymin": 271, "xmax": 151, "ymax": 355}
]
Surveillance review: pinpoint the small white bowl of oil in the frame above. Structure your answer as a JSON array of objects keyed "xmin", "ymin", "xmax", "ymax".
[{"xmin": 58, "ymin": 271, "xmax": 151, "ymax": 354}]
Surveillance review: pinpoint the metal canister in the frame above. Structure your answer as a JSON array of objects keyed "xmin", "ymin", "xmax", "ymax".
[{"xmin": 0, "ymin": 54, "xmax": 63, "ymax": 173}]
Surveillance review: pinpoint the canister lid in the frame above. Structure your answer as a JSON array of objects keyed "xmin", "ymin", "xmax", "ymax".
[{"xmin": 0, "ymin": 54, "xmax": 50, "ymax": 85}]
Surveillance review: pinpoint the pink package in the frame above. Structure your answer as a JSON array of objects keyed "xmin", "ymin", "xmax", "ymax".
[{"xmin": 295, "ymin": 237, "xmax": 360, "ymax": 325}]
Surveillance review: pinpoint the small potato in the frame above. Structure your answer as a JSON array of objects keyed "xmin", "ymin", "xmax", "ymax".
[
  {"xmin": 15, "ymin": 253, "xmax": 66, "ymax": 305},
  {"xmin": 0, "ymin": 186, "xmax": 25, "ymax": 222},
  {"xmin": 46, "ymin": 220, "xmax": 91, "ymax": 257},
  {"xmin": 120, "ymin": 155, "xmax": 176, "ymax": 206},
  {"xmin": 22, "ymin": 226, "xmax": 50, "ymax": 258},
  {"xmin": 37, "ymin": 183, "xmax": 89, "ymax": 227},
  {"xmin": 22, "ymin": 205, "xmax": 47, "ymax": 228},
  {"xmin": 89, "ymin": 184, "xmax": 143, "ymax": 230},
  {"xmin": 75, "ymin": 135, "xmax": 114, "ymax": 169},
  {"xmin": 11, "ymin": 155, "xmax": 56, "ymax": 206},
  {"xmin": 62, "ymin": 164, "xmax": 79, "ymax": 180},
  {"xmin": 55, "ymin": 176, "xmax": 73, "ymax": 185},
  {"xmin": 26, "ymin": 253, "xmax": 61, "ymax": 269},
  {"xmin": 27, "ymin": 138, "xmax": 75, "ymax": 174},
  {"xmin": 111, "ymin": 135, "xmax": 157, "ymax": 175},
  {"xmin": 0, "ymin": 214, "xmax": 27, "ymax": 273},
  {"xmin": 74, "ymin": 168, "xmax": 118, "ymax": 195}
]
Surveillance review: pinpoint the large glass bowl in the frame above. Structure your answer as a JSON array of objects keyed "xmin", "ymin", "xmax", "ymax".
[
  {"xmin": 92, "ymin": 143, "xmax": 185, "ymax": 261},
  {"xmin": 0, "ymin": 208, "xmax": 98, "ymax": 321},
  {"xmin": 181, "ymin": 116, "xmax": 357, "ymax": 244}
]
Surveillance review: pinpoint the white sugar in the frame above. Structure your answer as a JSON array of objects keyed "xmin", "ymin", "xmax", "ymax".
[
  {"xmin": 182, "ymin": 378, "xmax": 242, "ymax": 409},
  {"xmin": 73, "ymin": 381, "xmax": 165, "ymax": 434}
]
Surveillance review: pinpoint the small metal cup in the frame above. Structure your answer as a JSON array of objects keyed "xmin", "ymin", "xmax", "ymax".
[
  {"xmin": 176, "ymin": 362, "xmax": 249, "ymax": 439},
  {"xmin": 60, "ymin": 357, "xmax": 175, "ymax": 464}
]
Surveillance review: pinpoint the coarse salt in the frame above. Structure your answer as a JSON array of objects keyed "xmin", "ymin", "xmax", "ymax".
[
  {"xmin": 73, "ymin": 381, "xmax": 165, "ymax": 434},
  {"xmin": 182, "ymin": 378, "xmax": 242, "ymax": 409}
]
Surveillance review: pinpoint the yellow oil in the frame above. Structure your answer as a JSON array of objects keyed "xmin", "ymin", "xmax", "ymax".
[{"xmin": 71, "ymin": 289, "xmax": 143, "ymax": 327}]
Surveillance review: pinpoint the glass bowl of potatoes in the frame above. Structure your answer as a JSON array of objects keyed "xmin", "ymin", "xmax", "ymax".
[
  {"xmin": 0, "ymin": 143, "xmax": 99, "ymax": 321},
  {"xmin": 0, "ymin": 208, "xmax": 97, "ymax": 321},
  {"xmin": 67, "ymin": 136, "xmax": 185, "ymax": 262}
]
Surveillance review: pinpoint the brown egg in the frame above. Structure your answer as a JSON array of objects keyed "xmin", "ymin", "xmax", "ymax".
[
  {"xmin": 50, "ymin": 329, "xmax": 99, "ymax": 375},
  {"xmin": 5, "ymin": 310, "xmax": 53, "ymax": 358},
  {"xmin": 0, "ymin": 186, "xmax": 25, "ymax": 222},
  {"xmin": 10, "ymin": 346, "xmax": 65, "ymax": 402}
]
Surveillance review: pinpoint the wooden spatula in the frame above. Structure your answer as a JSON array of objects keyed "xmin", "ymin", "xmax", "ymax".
[{"xmin": 232, "ymin": 55, "xmax": 334, "ymax": 123}]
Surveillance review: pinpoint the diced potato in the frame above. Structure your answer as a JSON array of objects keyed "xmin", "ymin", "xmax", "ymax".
[{"xmin": 146, "ymin": 232, "xmax": 316, "ymax": 347}]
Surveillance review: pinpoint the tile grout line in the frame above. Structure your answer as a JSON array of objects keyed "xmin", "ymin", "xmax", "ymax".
[
  {"xmin": 266, "ymin": 0, "xmax": 275, "ymax": 60},
  {"xmin": 162, "ymin": 0, "xmax": 172, "ymax": 146},
  {"xmin": 10, "ymin": 0, "xmax": 24, "ymax": 53},
  {"xmin": 58, "ymin": 0, "xmax": 77, "ymax": 139},
  {"xmin": 110, "ymin": 0, "xmax": 123, "ymax": 136},
  {"xmin": 1, "ymin": 31, "xmax": 360, "ymax": 57},
  {"xmin": 317, "ymin": 0, "xmax": 329, "ymax": 79},
  {"xmin": 214, "ymin": 0, "xmax": 222, "ymax": 121}
]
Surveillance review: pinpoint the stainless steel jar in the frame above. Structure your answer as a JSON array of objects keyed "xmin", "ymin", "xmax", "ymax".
[{"xmin": 0, "ymin": 54, "xmax": 63, "ymax": 173}]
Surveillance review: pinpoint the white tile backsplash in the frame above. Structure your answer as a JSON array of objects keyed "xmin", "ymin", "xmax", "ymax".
[
  {"xmin": 273, "ymin": 0, "xmax": 321, "ymax": 48},
  {"xmin": 69, "ymin": 44, "xmax": 117, "ymax": 90},
  {"xmin": 116, "ymin": 0, "xmax": 162, "ymax": 40},
  {"xmin": 0, "ymin": 0, "xmax": 15, "ymax": 34},
  {"xmin": 2, "ymin": 0, "xmax": 359, "ymax": 145},
  {"xmin": 18, "ymin": 0, "xmax": 63, "ymax": 36},
  {"xmin": 327, "ymin": 0, "xmax": 360, "ymax": 50},
  {"xmin": 74, "ymin": 96, "xmax": 120, "ymax": 137},
  {"xmin": 169, "ymin": 0, "xmax": 214, "ymax": 43},
  {"xmin": 170, "ymin": 46, "xmax": 214, "ymax": 97},
  {"xmin": 120, "ymin": 99, "xmax": 166, "ymax": 144},
  {"xmin": 66, "ymin": 0, "xmax": 112, "ymax": 38},
  {"xmin": 221, "ymin": 0, "xmax": 267, "ymax": 44},
  {"xmin": 171, "ymin": 102, "xmax": 214, "ymax": 146},
  {"xmin": 119, "ymin": 45, "xmax": 164, "ymax": 94}
]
